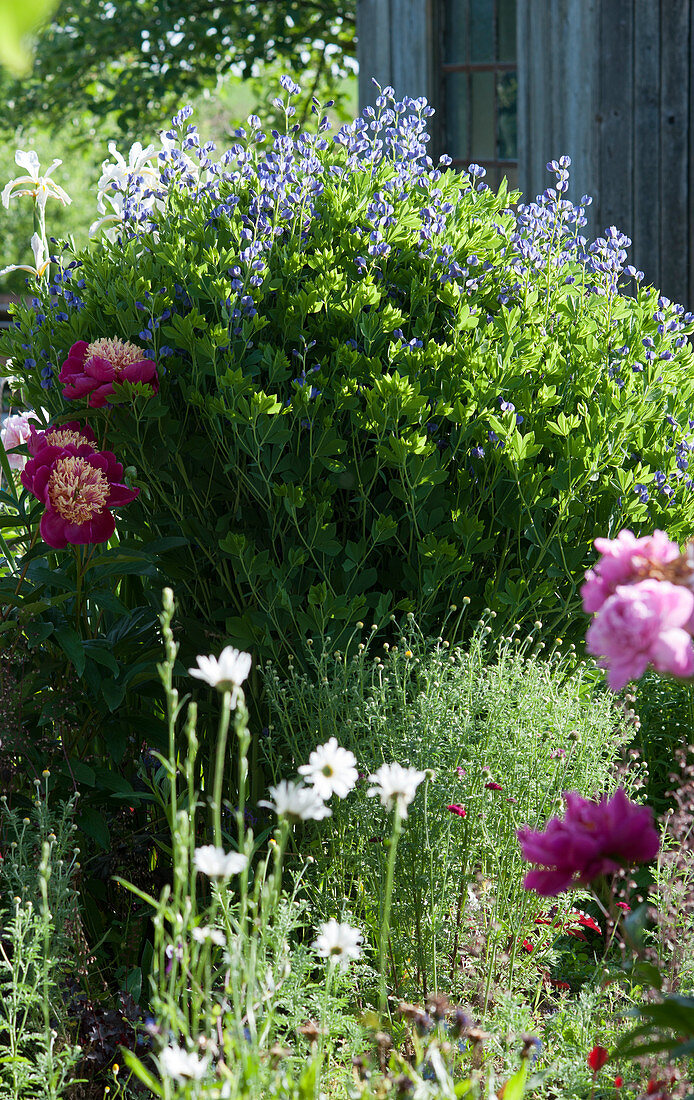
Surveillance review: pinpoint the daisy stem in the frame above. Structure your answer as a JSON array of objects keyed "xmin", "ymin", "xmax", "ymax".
[
  {"xmin": 213, "ymin": 691, "xmax": 232, "ymax": 847},
  {"xmin": 379, "ymin": 804, "xmax": 403, "ymax": 1019},
  {"xmin": 234, "ymin": 690, "xmax": 250, "ymax": 853}
]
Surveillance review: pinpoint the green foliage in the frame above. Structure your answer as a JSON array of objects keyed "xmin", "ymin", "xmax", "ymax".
[
  {"xmin": 263, "ymin": 618, "xmax": 638, "ymax": 1004},
  {"xmin": 5, "ymin": 94, "xmax": 694, "ymax": 671},
  {"xmin": 0, "ymin": 0, "xmax": 356, "ymax": 137},
  {"xmin": 0, "ymin": 789, "xmax": 82, "ymax": 1098},
  {"xmin": 0, "ymin": 0, "xmax": 59, "ymax": 75}
]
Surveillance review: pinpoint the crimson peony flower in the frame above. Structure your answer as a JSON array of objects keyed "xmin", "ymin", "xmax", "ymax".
[
  {"xmin": 587, "ymin": 1046, "xmax": 609, "ymax": 1073},
  {"xmin": 27, "ymin": 420, "xmax": 97, "ymax": 457},
  {"xmin": 517, "ymin": 788, "xmax": 660, "ymax": 896},
  {"xmin": 59, "ymin": 337, "xmax": 158, "ymax": 408},
  {"xmin": 22, "ymin": 444, "xmax": 138, "ymax": 547},
  {"xmin": 485, "ymin": 781, "xmax": 503, "ymax": 791},
  {"xmin": 446, "ymin": 803, "xmax": 467, "ymax": 817},
  {"xmin": 615, "ymin": 1076, "xmax": 624, "ymax": 1088}
]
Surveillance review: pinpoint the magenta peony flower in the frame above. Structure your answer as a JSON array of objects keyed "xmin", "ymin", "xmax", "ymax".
[
  {"xmin": 446, "ymin": 803, "xmax": 467, "ymax": 817},
  {"xmin": 518, "ymin": 787, "xmax": 660, "ymax": 896},
  {"xmin": 1, "ymin": 412, "xmax": 39, "ymax": 470},
  {"xmin": 59, "ymin": 337, "xmax": 158, "ymax": 408},
  {"xmin": 22, "ymin": 443, "xmax": 139, "ymax": 547},
  {"xmin": 586, "ymin": 578, "xmax": 694, "ymax": 691},
  {"xmin": 581, "ymin": 529, "xmax": 680, "ymax": 614},
  {"xmin": 27, "ymin": 420, "xmax": 97, "ymax": 457}
]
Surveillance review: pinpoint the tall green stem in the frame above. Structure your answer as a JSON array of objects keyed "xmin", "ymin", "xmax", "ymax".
[
  {"xmin": 212, "ymin": 691, "xmax": 232, "ymax": 846},
  {"xmin": 379, "ymin": 804, "xmax": 403, "ymax": 1018}
]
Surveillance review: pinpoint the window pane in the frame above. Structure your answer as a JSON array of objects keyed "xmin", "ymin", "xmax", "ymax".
[
  {"xmin": 497, "ymin": 0, "xmax": 516, "ymax": 63},
  {"xmin": 444, "ymin": 0, "xmax": 468, "ymax": 65},
  {"xmin": 497, "ymin": 71, "xmax": 517, "ymax": 158},
  {"xmin": 501, "ymin": 165, "xmax": 518, "ymax": 190},
  {"xmin": 444, "ymin": 71, "xmax": 469, "ymax": 160},
  {"xmin": 470, "ymin": 0, "xmax": 494, "ymax": 62},
  {"xmin": 470, "ymin": 71, "xmax": 495, "ymax": 160}
]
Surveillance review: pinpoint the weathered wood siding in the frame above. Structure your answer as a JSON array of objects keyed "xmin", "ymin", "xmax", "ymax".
[
  {"xmin": 357, "ymin": 0, "xmax": 434, "ymax": 108},
  {"xmin": 518, "ymin": 0, "xmax": 694, "ymax": 304},
  {"xmin": 358, "ymin": 0, "xmax": 694, "ymax": 303}
]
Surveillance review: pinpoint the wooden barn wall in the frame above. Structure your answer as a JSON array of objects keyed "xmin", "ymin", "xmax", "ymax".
[
  {"xmin": 517, "ymin": 0, "xmax": 694, "ymax": 305},
  {"xmin": 358, "ymin": 0, "xmax": 694, "ymax": 305},
  {"xmin": 357, "ymin": 0, "xmax": 434, "ymax": 110}
]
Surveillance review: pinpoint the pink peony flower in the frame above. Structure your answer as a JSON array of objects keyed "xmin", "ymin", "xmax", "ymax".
[
  {"xmin": 59, "ymin": 337, "xmax": 158, "ymax": 408},
  {"xmin": 517, "ymin": 787, "xmax": 660, "ymax": 896},
  {"xmin": 582, "ymin": 529, "xmax": 680, "ymax": 614},
  {"xmin": 586, "ymin": 579, "xmax": 694, "ymax": 691},
  {"xmin": 27, "ymin": 420, "xmax": 97, "ymax": 457},
  {"xmin": 22, "ymin": 443, "xmax": 139, "ymax": 547},
  {"xmin": 1, "ymin": 412, "xmax": 39, "ymax": 470}
]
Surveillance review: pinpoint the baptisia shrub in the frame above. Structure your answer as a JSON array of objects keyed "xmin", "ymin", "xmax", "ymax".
[{"xmin": 5, "ymin": 83, "xmax": 694, "ymax": 661}]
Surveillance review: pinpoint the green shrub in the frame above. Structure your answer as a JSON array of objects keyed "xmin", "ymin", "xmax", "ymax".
[
  {"xmin": 262, "ymin": 617, "xmax": 639, "ymax": 1003},
  {"xmin": 4, "ymin": 85, "xmax": 694, "ymax": 672}
]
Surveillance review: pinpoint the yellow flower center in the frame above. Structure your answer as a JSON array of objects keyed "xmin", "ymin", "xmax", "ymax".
[
  {"xmin": 86, "ymin": 337, "xmax": 144, "ymax": 377},
  {"xmin": 47, "ymin": 456, "xmax": 110, "ymax": 524},
  {"xmin": 44, "ymin": 428, "xmax": 96, "ymax": 450}
]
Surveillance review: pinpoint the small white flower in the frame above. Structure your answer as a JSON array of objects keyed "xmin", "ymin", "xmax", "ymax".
[
  {"xmin": 0, "ymin": 233, "xmax": 51, "ymax": 280},
  {"xmin": 188, "ymin": 646, "xmax": 252, "ymax": 700},
  {"xmin": 258, "ymin": 779, "xmax": 332, "ymax": 822},
  {"xmin": 367, "ymin": 763, "xmax": 426, "ymax": 817},
  {"xmin": 193, "ymin": 845, "xmax": 248, "ymax": 879},
  {"xmin": 191, "ymin": 925, "xmax": 226, "ymax": 946},
  {"xmin": 298, "ymin": 738, "xmax": 358, "ymax": 799},
  {"xmin": 158, "ymin": 1043, "xmax": 209, "ymax": 1081},
  {"xmin": 312, "ymin": 919, "xmax": 363, "ymax": 968},
  {"xmin": 2, "ymin": 150, "xmax": 71, "ymax": 211}
]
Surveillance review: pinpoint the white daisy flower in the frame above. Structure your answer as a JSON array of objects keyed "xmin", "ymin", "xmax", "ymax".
[
  {"xmin": 158, "ymin": 1043, "xmax": 209, "ymax": 1080},
  {"xmin": 193, "ymin": 845, "xmax": 248, "ymax": 879},
  {"xmin": 312, "ymin": 919, "xmax": 363, "ymax": 968},
  {"xmin": 298, "ymin": 738, "xmax": 358, "ymax": 799},
  {"xmin": 258, "ymin": 779, "xmax": 332, "ymax": 822},
  {"xmin": 367, "ymin": 762, "xmax": 426, "ymax": 817},
  {"xmin": 188, "ymin": 646, "xmax": 252, "ymax": 701}
]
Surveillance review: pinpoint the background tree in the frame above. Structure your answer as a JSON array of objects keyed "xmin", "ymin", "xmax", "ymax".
[{"xmin": 0, "ymin": 0, "xmax": 357, "ymax": 138}]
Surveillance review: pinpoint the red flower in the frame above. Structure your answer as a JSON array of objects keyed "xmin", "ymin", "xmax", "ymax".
[
  {"xmin": 485, "ymin": 781, "xmax": 503, "ymax": 791},
  {"xmin": 568, "ymin": 910, "xmax": 601, "ymax": 937},
  {"xmin": 614, "ymin": 1076, "xmax": 624, "ymax": 1088},
  {"xmin": 60, "ymin": 337, "xmax": 158, "ymax": 408},
  {"xmin": 587, "ymin": 1046, "xmax": 609, "ymax": 1073},
  {"xmin": 447, "ymin": 803, "xmax": 467, "ymax": 817},
  {"xmin": 517, "ymin": 788, "xmax": 660, "ymax": 896},
  {"xmin": 22, "ymin": 444, "xmax": 138, "ymax": 548},
  {"xmin": 27, "ymin": 420, "xmax": 97, "ymax": 457},
  {"xmin": 522, "ymin": 938, "xmax": 534, "ymax": 953},
  {"xmin": 616, "ymin": 902, "xmax": 631, "ymax": 912}
]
